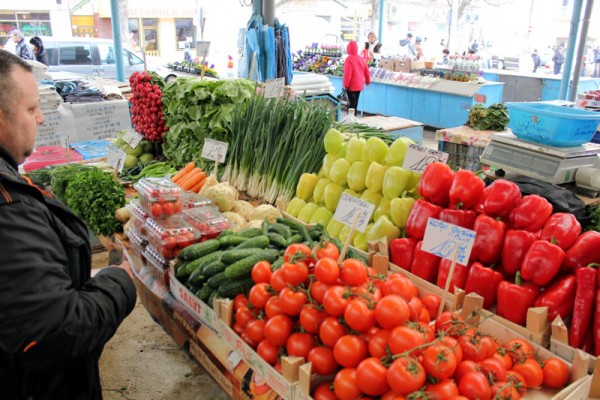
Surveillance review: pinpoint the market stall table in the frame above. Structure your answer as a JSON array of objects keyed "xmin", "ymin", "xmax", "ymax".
[{"xmin": 359, "ymin": 115, "xmax": 424, "ymax": 144}]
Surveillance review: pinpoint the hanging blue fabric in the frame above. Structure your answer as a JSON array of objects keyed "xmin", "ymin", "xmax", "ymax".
[
  {"xmin": 244, "ymin": 13, "xmax": 263, "ymax": 82},
  {"xmin": 262, "ymin": 23, "xmax": 276, "ymax": 81}
]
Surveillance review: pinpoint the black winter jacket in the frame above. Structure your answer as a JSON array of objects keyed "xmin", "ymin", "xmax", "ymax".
[{"xmin": 0, "ymin": 145, "xmax": 137, "ymax": 399}]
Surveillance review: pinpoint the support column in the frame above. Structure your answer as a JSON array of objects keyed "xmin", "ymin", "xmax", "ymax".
[
  {"xmin": 110, "ymin": 0, "xmax": 125, "ymax": 82},
  {"xmin": 559, "ymin": 0, "xmax": 584, "ymax": 100}
]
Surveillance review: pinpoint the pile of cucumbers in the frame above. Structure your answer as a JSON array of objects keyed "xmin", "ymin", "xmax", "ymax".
[{"xmin": 172, "ymin": 216, "xmax": 366, "ymax": 308}]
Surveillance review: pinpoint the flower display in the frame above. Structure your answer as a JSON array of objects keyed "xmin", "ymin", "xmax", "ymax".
[{"xmin": 166, "ymin": 59, "xmax": 219, "ymax": 78}]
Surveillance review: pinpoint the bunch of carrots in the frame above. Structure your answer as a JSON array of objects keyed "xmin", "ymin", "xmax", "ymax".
[{"xmin": 171, "ymin": 162, "xmax": 207, "ymax": 193}]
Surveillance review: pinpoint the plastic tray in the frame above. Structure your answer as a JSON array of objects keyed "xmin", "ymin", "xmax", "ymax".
[
  {"xmin": 506, "ymin": 102, "xmax": 600, "ymax": 146},
  {"xmin": 182, "ymin": 190, "xmax": 213, "ymax": 209},
  {"xmin": 127, "ymin": 227, "xmax": 148, "ymax": 257},
  {"xmin": 182, "ymin": 206, "xmax": 231, "ymax": 239},
  {"xmin": 144, "ymin": 216, "xmax": 201, "ymax": 259},
  {"xmin": 142, "ymin": 244, "xmax": 170, "ymax": 286},
  {"xmin": 126, "ymin": 199, "xmax": 149, "ymax": 237},
  {"xmin": 133, "ymin": 177, "xmax": 183, "ymax": 219}
]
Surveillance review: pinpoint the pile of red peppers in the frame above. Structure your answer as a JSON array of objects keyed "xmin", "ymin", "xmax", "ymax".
[{"xmin": 389, "ymin": 162, "xmax": 600, "ymax": 355}]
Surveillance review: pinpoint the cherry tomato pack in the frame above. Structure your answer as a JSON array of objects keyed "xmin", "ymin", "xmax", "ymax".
[{"xmin": 134, "ymin": 177, "xmax": 184, "ymax": 219}]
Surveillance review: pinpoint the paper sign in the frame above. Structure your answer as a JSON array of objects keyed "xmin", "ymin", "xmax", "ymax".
[
  {"xmin": 421, "ymin": 218, "xmax": 476, "ymax": 265},
  {"xmin": 197, "ymin": 41, "xmax": 210, "ymax": 58},
  {"xmin": 402, "ymin": 143, "xmax": 449, "ymax": 173},
  {"xmin": 332, "ymin": 192, "xmax": 375, "ymax": 233},
  {"xmin": 69, "ymin": 100, "xmax": 132, "ymax": 141},
  {"xmin": 122, "ymin": 129, "xmax": 144, "ymax": 149},
  {"xmin": 106, "ymin": 145, "xmax": 127, "ymax": 172},
  {"xmin": 36, "ymin": 106, "xmax": 77, "ymax": 147},
  {"xmin": 201, "ymin": 139, "xmax": 228, "ymax": 163},
  {"xmin": 264, "ymin": 78, "xmax": 285, "ymax": 98}
]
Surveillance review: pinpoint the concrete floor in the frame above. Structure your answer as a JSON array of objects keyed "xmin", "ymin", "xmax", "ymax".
[{"xmin": 96, "ymin": 127, "xmax": 439, "ymax": 400}]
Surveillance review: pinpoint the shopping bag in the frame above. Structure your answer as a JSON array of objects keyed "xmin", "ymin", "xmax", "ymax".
[{"xmin": 337, "ymin": 88, "xmax": 349, "ymax": 105}]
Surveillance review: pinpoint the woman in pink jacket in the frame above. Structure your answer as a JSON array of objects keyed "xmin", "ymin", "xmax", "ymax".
[{"xmin": 343, "ymin": 40, "xmax": 371, "ymax": 112}]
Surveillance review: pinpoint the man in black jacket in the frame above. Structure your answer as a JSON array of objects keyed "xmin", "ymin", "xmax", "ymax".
[{"xmin": 0, "ymin": 49, "xmax": 137, "ymax": 399}]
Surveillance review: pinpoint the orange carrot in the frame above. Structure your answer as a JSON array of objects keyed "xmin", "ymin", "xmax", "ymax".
[
  {"xmin": 190, "ymin": 176, "xmax": 207, "ymax": 193},
  {"xmin": 171, "ymin": 161, "xmax": 195, "ymax": 183},
  {"xmin": 177, "ymin": 167, "xmax": 203, "ymax": 189},
  {"xmin": 181, "ymin": 170, "xmax": 207, "ymax": 191}
]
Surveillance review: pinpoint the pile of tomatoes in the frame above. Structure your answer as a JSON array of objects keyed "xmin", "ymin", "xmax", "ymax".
[{"xmin": 231, "ymin": 242, "xmax": 571, "ymax": 400}]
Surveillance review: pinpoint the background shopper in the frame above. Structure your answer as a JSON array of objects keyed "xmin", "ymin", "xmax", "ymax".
[
  {"xmin": 10, "ymin": 30, "xmax": 33, "ymax": 61},
  {"xmin": 29, "ymin": 36, "xmax": 48, "ymax": 65},
  {"xmin": 343, "ymin": 40, "xmax": 371, "ymax": 112}
]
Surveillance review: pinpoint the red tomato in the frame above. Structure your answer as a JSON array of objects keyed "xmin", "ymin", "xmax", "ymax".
[
  {"xmin": 245, "ymin": 319, "xmax": 266, "ymax": 344},
  {"xmin": 307, "ymin": 346, "xmax": 339, "ymax": 376},
  {"xmin": 421, "ymin": 293, "xmax": 442, "ymax": 320},
  {"xmin": 479, "ymin": 335, "xmax": 499, "ymax": 359},
  {"xmin": 506, "ymin": 370, "xmax": 528, "ymax": 395},
  {"xmin": 284, "ymin": 243, "xmax": 314, "ymax": 263},
  {"xmin": 310, "ymin": 280, "xmax": 332, "ymax": 304},
  {"xmin": 423, "ymin": 344, "xmax": 457, "ymax": 380},
  {"xmin": 458, "ymin": 335, "xmax": 486, "ymax": 362},
  {"xmin": 241, "ymin": 332, "xmax": 258, "ymax": 348},
  {"xmin": 490, "ymin": 381, "xmax": 521, "ymax": 399},
  {"xmin": 387, "ymin": 325, "xmax": 426, "ymax": 356},
  {"xmin": 263, "ymin": 314, "xmax": 293, "ymax": 347},
  {"xmin": 407, "ymin": 296, "xmax": 423, "ymax": 322},
  {"xmin": 322, "ymin": 285, "xmax": 350, "ymax": 317},
  {"xmin": 439, "ymin": 335, "xmax": 463, "ymax": 364},
  {"xmin": 435, "ymin": 311, "xmax": 466, "ymax": 338},
  {"xmin": 151, "ymin": 203, "xmax": 162, "ymax": 218},
  {"xmin": 454, "ymin": 360, "xmax": 478, "ymax": 383},
  {"xmin": 251, "ymin": 261, "xmax": 272, "ymax": 284},
  {"xmin": 162, "ymin": 201, "xmax": 175, "ymax": 216},
  {"xmin": 313, "ymin": 382, "xmax": 337, "ymax": 400},
  {"xmin": 344, "ymin": 299, "xmax": 376, "ymax": 332},
  {"xmin": 382, "ymin": 273, "xmax": 418, "ymax": 300},
  {"xmin": 299, "ymin": 304, "xmax": 327, "ymax": 334},
  {"xmin": 340, "ymin": 258, "xmax": 368, "ymax": 286},
  {"xmin": 286, "ymin": 332, "xmax": 315, "ymax": 359},
  {"xmin": 375, "ymin": 295, "xmax": 409, "ymax": 329},
  {"xmin": 248, "ymin": 283, "xmax": 272, "ymax": 310},
  {"xmin": 333, "ymin": 334, "xmax": 368, "ymax": 368},
  {"xmin": 479, "ymin": 356, "xmax": 507, "ymax": 384},
  {"xmin": 278, "ymin": 287, "xmax": 308, "ymax": 316},
  {"xmin": 264, "ymin": 295, "xmax": 284, "ymax": 319},
  {"xmin": 319, "ymin": 316, "xmax": 348, "ymax": 347},
  {"xmin": 269, "ymin": 269, "xmax": 287, "ymax": 293},
  {"xmin": 334, "ymin": 368, "xmax": 361, "ymax": 400},
  {"xmin": 493, "ymin": 352, "xmax": 513, "ymax": 371},
  {"xmin": 256, "ymin": 339, "xmax": 279, "ymax": 365},
  {"xmin": 512, "ymin": 358, "xmax": 544, "ymax": 389},
  {"xmin": 369, "ymin": 329, "xmax": 391, "ymax": 358},
  {"xmin": 281, "ymin": 261, "xmax": 309, "ymax": 287},
  {"xmin": 504, "ymin": 339, "xmax": 534, "ymax": 364},
  {"xmin": 458, "ymin": 370, "xmax": 491, "ymax": 400},
  {"xmin": 316, "ymin": 242, "xmax": 340, "ymax": 260},
  {"xmin": 232, "ymin": 322, "xmax": 245, "ymax": 336},
  {"xmin": 314, "ymin": 257, "xmax": 340, "ymax": 284},
  {"xmin": 234, "ymin": 306, "xmax": 255, "ymax": 329},
  {"xmin": 386, "ymin": 356, "xmax": 427, "ymax": 396},
  {"xmin": 355, "ymin": 357, "xmax": 390, "ymax": 396},
  {"xmin": 425, "ymin": 379, "xmax": 460, "ymax": 399},
  {"xmin": 542, "ymin": 357, "xmax": 570, "ymax": 389}
]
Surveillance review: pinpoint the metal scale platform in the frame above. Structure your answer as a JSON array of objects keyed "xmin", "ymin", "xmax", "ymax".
[{"xmin": 480, "ymin": 132, "xmax": 600, "ymax": 185}]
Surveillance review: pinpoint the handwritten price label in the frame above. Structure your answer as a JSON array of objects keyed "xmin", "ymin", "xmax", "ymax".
[
  {"xmin": 264, "ymin": 78, "xmax": 285, "ymax": 99},
  {"xmin": 122, "ymin": 129, "xmax": 144, "ymax": 148},
  {"xmin": 421, "ymin": 218, "xmax": 476, "ymax": 265},
  {"xmin": 332, "ymin": 192, "xmax": 375, "ymax": 233},
  {"xmin": 201, "ymin": 139, "xmax": 228, "ymax": 164},
  {"xmin": 106, "ymin": 145, "xmax": 127, "ymax": 172},
  {"xmin": 402, "ymin": 144, "xmax": 449, "ymax": 173}
]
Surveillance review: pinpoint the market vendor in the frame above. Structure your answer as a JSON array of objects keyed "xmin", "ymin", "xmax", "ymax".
[
  {"xmin": 365, "ymin": 32, "xmax": 382, "ymax": 60},
  {"xmin": 0, "ymin": 49, "xmax": 136, "ymax": 399}
]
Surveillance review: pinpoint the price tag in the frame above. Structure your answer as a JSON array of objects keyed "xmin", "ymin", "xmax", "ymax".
[
  {"xmin": 264, "ymin": 78, "xmax": 285, "ymax": 98},
  {"xmin": 106, "ymin": 145, "xmax": 127, "ymax": 172},
  {"xmin": 122, "ymin": 129, "xmax": 144, "ymax": 149},
  {"xmin": 421, "ymin": 218, "xmax": 476, "ymax": 265},
  {"xmin": 201, "ymin": 139, "xmax": 228, "ymax": 163},
  {"xmin": 402, "ymin": 144, "xmax": 449, "ymax": 173},
  {"xmin": 196, "ymin": 41, "xmax": 211, "ymax": 58},
  {"xmin": 332, "ymin": 192, "xmax": 375, "ymax": 233}
]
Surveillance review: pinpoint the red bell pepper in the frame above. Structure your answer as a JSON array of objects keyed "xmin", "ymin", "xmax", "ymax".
[
  {"xmin": 448, "ymin": 169, "xmax": 485, "ymax": 210},
  {"xmin": 389, "ymin": 237, "xmax": 418, "ymax": 271},
  {"xmin": 405, "ymin": 199, "xmax": 442, "ymax": 240},
  {"xmin": 464, "ymin": 262, "xmax": 504, "ymax": 309},
  {"xmin": 501, "ymin": 229, "xmax": 537, "ymax": 275},
  {"xmin": 438, "ymin": 208, "xmax": 477, "ymax": 230},
  {"xmin": 533, "ymin": 274, "xmax": 576, "ymax": 322},
  {"xmin": 436, "ymin": 258, "xmax": 469, "ymax": 294},
  {"xmin": 570, "ymin": 266, "xmax": 597, "ymax": 348},
  {"xmin": 521, "ymin": 239, "xmax": 565, "ymax": 287},
  {"xmin": 417, "ymin": 162, "xmax": 455, "ymax": 207},
  {"xmin": 474, "ymin": 185, "xmax": 492, "ymax": 215},
  {"xmin": 539, "ymin": 213, "xmax": 581, "ymax": 250},
  {"xmin": 582, "ymin": 324, "xmax": 594, "ymax": 353},
  {"xmin": 594, "ymin": 290, "xmax": 600, "ymax": 356},
  {"xmin": 410, "ymin": 241, "xmax": 441, "ymax": 283},
  {"xmin": 563, "ymin": 231, "xmax": 600, "ymax": 270},
  {"xmin": 496, "ymin": 272, "xmax": 539, "ymax": 326},
  {"xmin": 470, "ymin": 214, "xmax": 507, "ymax": 266},
  {"xmin": 509, "ymin": 194, "xmax": 553, "ymax": 232},
  {"xmin": 482, "ymin": 179, "xmax": 522, "ymax": 220}
]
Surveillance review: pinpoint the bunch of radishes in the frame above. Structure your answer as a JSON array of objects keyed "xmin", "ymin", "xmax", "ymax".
[{"xmin": 129, "ymin": 71, "xmax": 167, "ymax": 142}]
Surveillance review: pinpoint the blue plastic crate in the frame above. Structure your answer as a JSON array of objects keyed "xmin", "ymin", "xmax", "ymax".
[{"xmin": 506, "ymin": 102, "xmax": 600, "ymax": 147}]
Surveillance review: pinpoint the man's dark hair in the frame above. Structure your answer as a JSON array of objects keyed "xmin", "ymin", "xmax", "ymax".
[{"xmin": 0, "ymin": 49, "xmax": 32, "ymax": 114}]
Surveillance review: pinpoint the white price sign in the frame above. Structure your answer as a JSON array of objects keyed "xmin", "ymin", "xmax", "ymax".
[
  {"xmin": 332, "ymin": 192, "xmax": 375, "ymax": 233},
  {"xmin": 122, "ymin": 129, "xmax": 144, "ymax": 149},
  {"xmin": 106, "ymin": 145, "xmax": 127, "ymax": 172},
  {"xmin": 402, "ymin": 144, "xmax": 449, "ymax": 173},
  {"xmin": 421, "ymin": 218, "xmax": 476, "ymax": 265},
  {"xmin": 201, "ymin": 139, "xmax": 228, "ymax": 163},
  {"xmin": 264, "ymin": 78, "xmax": 285, "ymax": 99}
]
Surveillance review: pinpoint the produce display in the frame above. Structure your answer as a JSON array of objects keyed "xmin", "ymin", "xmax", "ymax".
[
  {"xmin": 466, "ymin": 103, "xmax": 510, "ymax": 131},
  {"xmin": 113, "ymin": 129, "xmax": 156, "ymax": 169},
  {"xmin": 165, "ymin": 60, "xmax": 218, "ymax": 78},
  {"xmin": 129, "ymin": 71, "xmax": 167, "ymax": 141},
  {"xmin": 285, "ymin": 127, "xmax": 420, "ymax": 251}
]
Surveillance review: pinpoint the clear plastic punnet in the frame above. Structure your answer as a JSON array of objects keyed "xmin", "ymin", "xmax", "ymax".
[
  {"xmin": 144, "ymin": 216, "xmax": 201, "ymax": 259},
  {"xmin": 182, "ymin": 206, "xmax": 231, "ymax": 240},
  {"xmin": 133, "ymin": 177, "xmax": 183, "ymax": 219}
]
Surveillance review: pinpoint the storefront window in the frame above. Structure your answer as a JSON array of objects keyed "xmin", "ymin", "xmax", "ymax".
[
  {"xmin": 175, "ymin": 18, "xmax": 195, "ymax": 50},
  {"xmin": 128, "ymin": 18, "xmax": 140, "ymax": 51},
  {"xmin": 0, "ymin": 11, "xmax": 52, "ymax": 49},
  {"xmin": 143, "ymin": 18, "xmax": 157, "ymax": 28}
]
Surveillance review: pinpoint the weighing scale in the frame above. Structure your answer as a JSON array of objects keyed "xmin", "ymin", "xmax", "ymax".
[{"xmin": 480, "ymin": 132, "xmax": 600, "ymax": 185}]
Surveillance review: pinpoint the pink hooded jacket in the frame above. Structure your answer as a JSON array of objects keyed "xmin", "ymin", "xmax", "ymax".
[{"xmin": 343, "ymin": 41, "xmax": 371, "ymax": 91}]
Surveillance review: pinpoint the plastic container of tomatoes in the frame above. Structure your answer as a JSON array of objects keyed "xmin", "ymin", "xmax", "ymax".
[
  {"xmin": 134, "ymin": 177, "xmax": 183, "ymax": 219},
  {"xmin": 126, "ymin": 199, "xmax": 150, "ymax": 237},
  {"xmin": 127, "ymin": 227, "xmax": 148, "ymax": 259},
  {"xmin": 182, "ymin": 206, "xmax": 231, "ymax": 240},
  {"xmin": 182, "ymin": 190, "xmax": 213, "ymax": 209},
  {"xmin": 144, "ymin": 216, "xmax": 201, "ymax": 259},
  {"xmin": 143, "ymin": 244, "xmax": 170, "ymax": 285}
]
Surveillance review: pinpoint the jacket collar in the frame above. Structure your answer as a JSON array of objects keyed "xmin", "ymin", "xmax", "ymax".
[{"xmin": 0, "ymin": 145, "xmax": 18, "ymax": 171}]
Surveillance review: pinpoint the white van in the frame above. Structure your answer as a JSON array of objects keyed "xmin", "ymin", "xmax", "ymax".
[{"xmin": 41, "ymin": 37, "xmax": 151, "ymax": 79}]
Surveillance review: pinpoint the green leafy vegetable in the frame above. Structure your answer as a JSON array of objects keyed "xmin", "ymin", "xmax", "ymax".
[{"xmin": 466, "ymin": 103, "xmax": 510, "ymax": 131}]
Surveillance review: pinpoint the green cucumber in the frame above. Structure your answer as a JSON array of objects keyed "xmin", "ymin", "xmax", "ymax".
[
  {"xmin": 207, "ymin": 271, "xmax": 229, "ymax": 289},
  {"xmin": 217, "ymin": 277, "xmax": 255, "ymax": 298},
  {"xmin": 208, "ymin": 290, "xmax": 219, "ymax": 308},
  {"xmin": 261, "ymin": 219, "xmax": 270, "ymax": 235},
  {"xmin": 217, "ymin": 229, "xmax": 234, "ymax": 239},
  {"xmin": 235, "ymin": 227, "xmax": 263, "ymax": 238},
  {"xmin": 177, "ymin": 239, "xmax": 221, "ymax": 261},
  {"xmin": 271, "ymin": 256, "xmax": 284, "ymax": 270},
  {"xmin": 285, "ymin": 233, "xmax": 303, "ymax": 246},
  {"xmin": 202, "ymin": 260, "xmax": 227, "ymax": 278},
  {"xmin": 266, "ymin": 232, "xmax": 287, "ymax": 248},
  {"xmin": 176, "ymin": 262, "xmax": 191, "ymax": 279},
  {"xmin": 185, "ymin": 250, "xmax": 225, "ymax": 275},
  {"xmin": 277, "ymin": 217, "xmax": 312, "ymax": 244},
  {"xmin": 221, "ymin": 248, "xmax": 264, "ymax": 265},
  {"xmin": 218, "ymin": 234, "xmax": 249, "ymax": 247},
  {"xmin": 195, "ymin": 284, "xmax": 213, "ymax": 302},
  {"xmin": 234, "ymin": 235, "xmax": 270, "ymax": 250},
  {"xmin": 223, "ymin": 249, "xmax": 280, "ymax": 279},
  {"xmin": 188, "ymin": 267, "xmax": 206, "ymax": 287},
  {"xmin": 268, "ymin": 223, "xmax": 292, "ymax": 239}
]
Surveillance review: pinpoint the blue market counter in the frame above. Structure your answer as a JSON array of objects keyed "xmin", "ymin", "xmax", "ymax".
[{"xmin": 323, "ymin": 75, "xmax": 504, "ymax": 129}]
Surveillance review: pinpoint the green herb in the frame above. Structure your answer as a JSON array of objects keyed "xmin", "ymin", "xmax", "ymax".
[
  {"xmin": 466, "ymin": 103, "xmax": 510, "ymax": 131},
  {"xmin": 50, "ymin": 164, "xmax": 95, "ymax": 201},
  {"xmin": 588, "ymin": 205, "xmax": 600, "ymax": 232}
]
